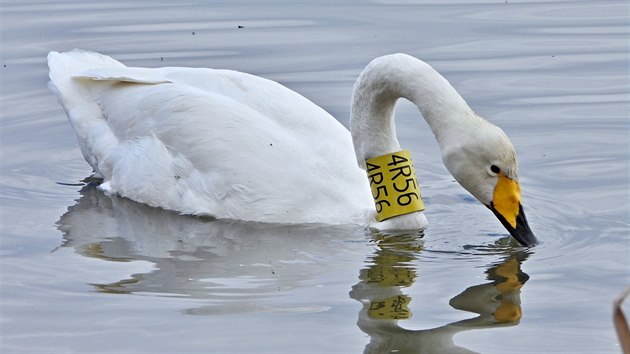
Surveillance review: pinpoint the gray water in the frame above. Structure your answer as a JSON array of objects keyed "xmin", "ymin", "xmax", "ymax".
[{"xmin": 1, "ymin": 1, "xmax": 629, "ymax": 353}]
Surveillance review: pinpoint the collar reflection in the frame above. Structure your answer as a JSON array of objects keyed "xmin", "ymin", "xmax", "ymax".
[{"xmin": 350, "ymin": 232, "xmax": 531, "ymax": 354}]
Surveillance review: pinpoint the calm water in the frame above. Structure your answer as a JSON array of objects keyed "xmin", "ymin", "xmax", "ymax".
[{"xmin": 2, "ymin": 1, "xmax": 629, "ymax": 353}]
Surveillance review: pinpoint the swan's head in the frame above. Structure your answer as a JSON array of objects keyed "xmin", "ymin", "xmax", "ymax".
[{"xmin": 441, "ymin": 119, "xmax": 537, "ymax": 246}]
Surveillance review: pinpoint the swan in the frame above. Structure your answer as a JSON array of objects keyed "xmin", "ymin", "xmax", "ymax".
[{"xmin": 47, "ymin": 49, "xmax": 537, "ymax": 246}]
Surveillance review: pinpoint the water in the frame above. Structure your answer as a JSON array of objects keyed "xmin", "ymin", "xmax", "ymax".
[{"xmin": 1, "ymin": 1, "xmax": 629, "ymax": 353}]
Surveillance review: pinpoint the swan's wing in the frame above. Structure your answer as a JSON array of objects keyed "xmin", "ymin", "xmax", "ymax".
[
  {"xmin": 90, "ymin": 69, "xmax": 371, "ymax": 219},
  {"xmin": 75, "ymin": 67, "xmax": 172, "ymax": 84},
  {"xmin": 48, "ymin": 50, "xmax": 373, "ymax": 223}
]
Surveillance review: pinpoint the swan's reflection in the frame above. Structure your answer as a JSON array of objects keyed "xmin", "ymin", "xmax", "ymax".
[
  {"xmin": 57, "ymin": 185, "xmax": 365, "ymax": 314},
  {"xmin": 59, "ymin": 185, "xmax": 530, "ymax": 351},
  {"xmin": 350, "ymin": 234, "xmax": 530, "ymax": 354}
]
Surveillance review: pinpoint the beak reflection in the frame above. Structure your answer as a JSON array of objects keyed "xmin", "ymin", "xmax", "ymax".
[{"xmin": 351, "ymin": 231, "xmax": 533, "ymax": 354}]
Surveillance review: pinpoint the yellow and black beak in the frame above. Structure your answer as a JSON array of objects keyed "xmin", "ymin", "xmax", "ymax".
[{"xmin": 488, "ymin": 174, "xmax": 537, "ymax": 246}]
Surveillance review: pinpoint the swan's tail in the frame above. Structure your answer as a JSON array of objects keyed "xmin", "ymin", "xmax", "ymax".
[
  {"xmin": 48, "ymin": 49, "xmax": 125, "ymax": 177},
  {"xmin": 47, "ymin": 49, "xmax": 125, "ymax": 111}
]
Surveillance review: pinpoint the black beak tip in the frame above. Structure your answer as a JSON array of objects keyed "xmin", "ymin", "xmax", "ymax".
[
  {"xmin": 489, "ymin": 203, "xmax": 538, "ymax": 247},
  {"xmin": 511, "ymin": 226, "xmax": 538, "ymax": 247}
]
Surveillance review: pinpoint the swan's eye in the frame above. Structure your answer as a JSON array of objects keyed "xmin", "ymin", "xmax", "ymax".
[{"xmin": 490, "ymin": 165, "xmax": 501, "ymax": 174}]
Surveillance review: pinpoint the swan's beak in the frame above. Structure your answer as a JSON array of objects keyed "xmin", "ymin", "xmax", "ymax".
[{"xmin": 488, "ymin": 174, "xmax": 537, "ymax": 246}]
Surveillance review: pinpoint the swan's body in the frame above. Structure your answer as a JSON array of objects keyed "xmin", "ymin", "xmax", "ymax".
[{"xmin": 48, "ymin": 50, "xmax": 536, "ymax": 245}]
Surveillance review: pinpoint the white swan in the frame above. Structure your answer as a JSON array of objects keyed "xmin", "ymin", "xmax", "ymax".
[{"xmin": 48, "ymin": 49, "xmax": 536, "ymax": 246}]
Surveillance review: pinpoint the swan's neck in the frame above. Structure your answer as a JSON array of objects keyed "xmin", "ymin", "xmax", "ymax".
[{"xmin": 350, "ymin": 54, "xmax": 478, "ymax": 163}]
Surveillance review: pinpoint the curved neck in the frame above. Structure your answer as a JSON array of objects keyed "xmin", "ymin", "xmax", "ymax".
[{"xmin": 350, "ymin": 54, "xmax": 477, "ymax": 165}]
